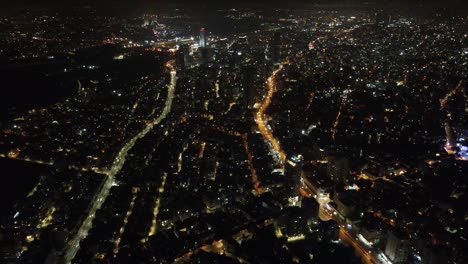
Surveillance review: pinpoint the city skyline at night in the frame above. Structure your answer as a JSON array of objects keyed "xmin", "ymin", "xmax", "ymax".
[{"xmin": 0, "ymin": 2, "xmax": 467, "ymax": 264}]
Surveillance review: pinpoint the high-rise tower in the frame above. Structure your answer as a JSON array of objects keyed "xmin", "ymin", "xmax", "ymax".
[
  {"xmin": 444, "ymin": 122, "xmax": 456, "ymax": 149},
  {"xmin": 199, "ymin": 28, "xmax": 206, "ymax": 48},
  {"xmin": 176, "ymin": 44, "xmax": 191, "ymax": 70},
  {"xmin": 327, "ymin": 155, "xmax": 349, "ymax": 184},
  {"xmin": 241, "ymin": 66, "xmax": 256, "ymax": 109},
  {"xmin": 385, "ymin": 230, "xmax": 410, "ymax": 263},
  {"xmin": 271, "ymin": 31, "xmax": 282, "ymax": 65}
]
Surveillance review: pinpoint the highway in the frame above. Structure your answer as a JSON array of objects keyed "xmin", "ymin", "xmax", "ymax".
[
  {"xmin": 253, "ymin": 56, "xmax": 383, "ymax": 263},
  {"xmin": 300, "ymin": 177, "xmax": 382, "ymax": 264},
  {"xmin": 61, "ymin": 60, "xmax": 177, "ymax": 264},
  {"xmin": 440, "ymin": 79, "xmax": 464, "ymax": 110},
  {"xmin": 339, "ymin": 228, "xmax": 373, "ymax": 264},
  {"xmin": 255, "ymin": 62, "xmax": 288, "ymax": 170}
]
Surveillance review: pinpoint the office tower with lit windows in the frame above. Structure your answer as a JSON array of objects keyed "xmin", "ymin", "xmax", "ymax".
[{"xmin": 199, "ymin": 28, "xmax": 206, "ymax": 48}]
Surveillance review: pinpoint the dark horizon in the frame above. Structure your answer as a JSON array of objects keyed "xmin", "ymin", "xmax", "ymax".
[
  {"xmin": 2, "ymin": 0, "xmax": 467, "ymax": 18},
  {"xmin": 4, "ymin": 0, "xmax": 468, "ymax": 9}
]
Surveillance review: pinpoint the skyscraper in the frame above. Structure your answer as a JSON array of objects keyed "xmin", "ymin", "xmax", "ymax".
[
  {"xmin": 376, "ymin": 11, "xmax": 392, "ymax": 26},
  {"xmin": 199, "ymin": 47, "xmax": 210, "ymax": 66},
  {"xmin": 385, "ymin": 230, "xmax": 410, "ymax": 263},
  {"xmin": 327, "ymin": 155, "xmax": 349, "ymax": 184},
  {"xmin": 271, "ymin": 31, "xmax": 282, "ymax": 65},
  {"xmin": 176, "ymin": 44, "xmax": 190, "ymax": 70},
  {"xmin": 241, "ymin": 65, "xmax": 256, "ymax": 109},
  {"xmin": 444, "ymin": 122, "xmax": 456, "ymax": 149},
  {"xmin": 199, "ymin": 28, "xmax": 206, "ymax": 48}
]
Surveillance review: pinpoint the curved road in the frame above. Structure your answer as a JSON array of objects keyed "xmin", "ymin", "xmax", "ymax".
[
  {"xmin": 61, "ymin": 60, "xmax": 177, "ymax": 264},
  {"xmin": 255, "ymin": 63, "xmax": 287, "ymax": 169}
]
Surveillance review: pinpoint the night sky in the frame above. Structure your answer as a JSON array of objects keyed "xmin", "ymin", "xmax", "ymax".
[{"xmin": 5, "ymin": 0, "xmax": 468, "ymax": 7}]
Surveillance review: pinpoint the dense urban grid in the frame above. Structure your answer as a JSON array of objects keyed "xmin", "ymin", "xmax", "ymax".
[{"xmin": 0, "ymin": 5, "xmax": 467, "ymax": 264}]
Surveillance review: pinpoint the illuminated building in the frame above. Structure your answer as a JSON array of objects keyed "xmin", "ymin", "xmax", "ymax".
[
  {"xmin": 333, "ymin": 191, "xmax": 356, "ymax": 219},
  {"xmin": 327, "ymin": 155, "xmax": 349, "ymax": 184},
  {"xmin": 444, "ymin": 122, "xmax": 456, "ymax": 150},
  {"xmin": 384, "ymin": 230, "xmax": 410, "ymax": 263},
  {"xmin": 286, "ymin": 155, "xmax": 303, "ymax": 206},
  {"xmin": 199, "ymin": 28, "xmax": 206, "ymax": 48},
  {"xmin": 317, "ymin": 190, "xmax": 332, "ymax": 221},
  {"xmin": 176, "ymin": 44, "xmax": 190, "ymax": 70}
]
